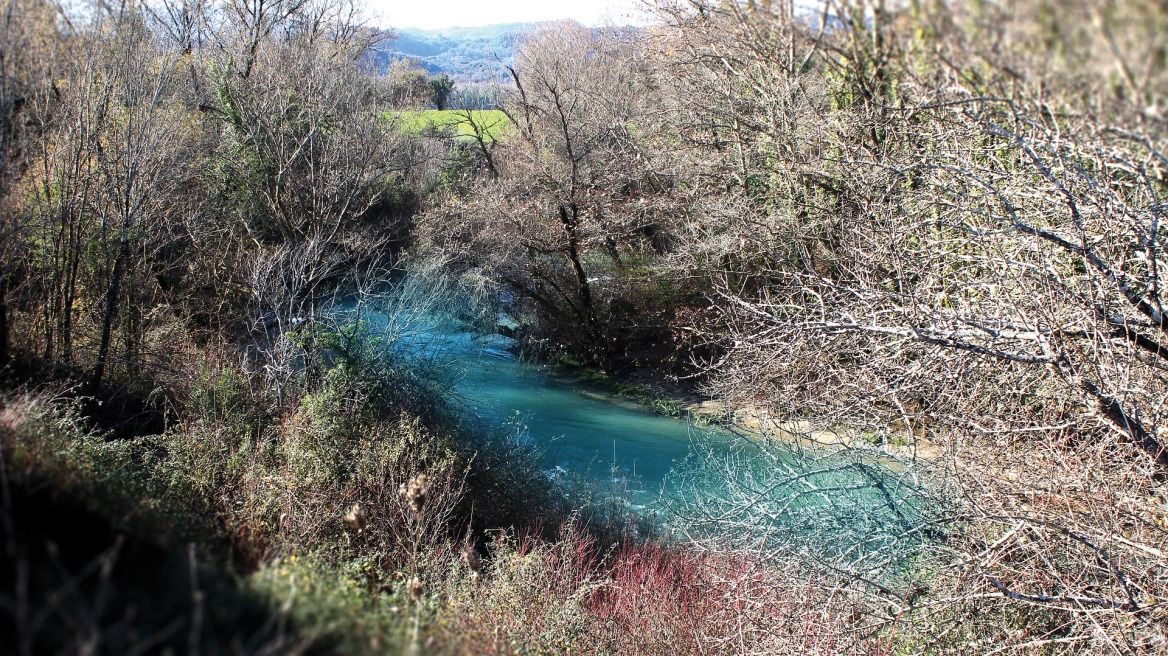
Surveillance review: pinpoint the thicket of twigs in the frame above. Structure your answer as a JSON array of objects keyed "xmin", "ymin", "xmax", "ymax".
[
  {"xmin": 1, "ymin": 0, "xmax": 1166, "ymax": 653},
  {"xmin": 419, "ymin": 0, "xmax": 1168, "ymax": 652},
  {"xmin": 649, "ymin": 0, "xmax": 1168, "ymax": 652}
]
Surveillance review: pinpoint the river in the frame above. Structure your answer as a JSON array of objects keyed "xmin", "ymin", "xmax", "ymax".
[
  {"xmin": 352, "ymin": 308, "xmax": 736, "ymax": 506},
  {"xmin": 337, "ymin": 290, "xmax": 944, "ymax": 571}
]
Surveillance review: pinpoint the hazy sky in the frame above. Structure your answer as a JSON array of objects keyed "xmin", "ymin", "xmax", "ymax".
[{"xmin": 368, "ymin": 0, "xmax": 646, "ymax": 30}]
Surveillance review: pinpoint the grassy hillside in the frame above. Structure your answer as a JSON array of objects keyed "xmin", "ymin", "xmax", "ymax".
[{"xmin": 394, "ymin": 109, "xmax": 511, "ymax": 143}]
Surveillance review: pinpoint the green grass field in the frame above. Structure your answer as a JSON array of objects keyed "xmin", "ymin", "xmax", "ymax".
[{"xmin": 392, "ymin": 109, "xmax": 511, "ymax": 143}]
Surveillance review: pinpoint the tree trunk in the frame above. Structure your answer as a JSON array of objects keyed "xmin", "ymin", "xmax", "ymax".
[
  {"xmin": 89, "ymin": 247, "xmax": 126, "ymax": 396},
  {"xmin": 0, "ymin": 273, "xmax": 9, "ymax": 367},
  {"xmin": 559, "ymin": 203, "xmax": 603, "ymax": 366}
]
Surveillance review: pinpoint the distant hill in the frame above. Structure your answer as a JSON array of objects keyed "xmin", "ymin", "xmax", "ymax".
[{"xmin": 376, "ymin": 22, "xmax": 558, "ymax": 84}]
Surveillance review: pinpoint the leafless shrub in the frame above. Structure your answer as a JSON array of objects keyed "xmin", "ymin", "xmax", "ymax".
[
  {"xmin": 416, "ymin": 21, "xmax": 700, "ymax": 371},
  {"xmin": 649, "ymin": 0, "xmax": 1168, "ymax": 650}
]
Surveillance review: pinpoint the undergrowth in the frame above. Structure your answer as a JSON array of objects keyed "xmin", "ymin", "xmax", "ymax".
[{"xmin": 0, "ymin": 321, "xmax": 967, "ymax": 655}]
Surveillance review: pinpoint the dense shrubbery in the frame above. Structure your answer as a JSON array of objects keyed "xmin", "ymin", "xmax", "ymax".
[
  {"xmin": 0, "ymin": 392, "xmax": 303, "ymax": 653},
  {"xmin": 4, "ymin": 347, "xmax": 884, "ymax": 655},
  {"xmin": 415, "ymin": 1, "xmax": 1168, "ymax": 653},
  {"xmin": 3, "ymin": 0, "xmax": 1167, "ymax": 653},
  {"xmin": 1, "ymin": 324, "xmax": 566, "ymax": 652}
]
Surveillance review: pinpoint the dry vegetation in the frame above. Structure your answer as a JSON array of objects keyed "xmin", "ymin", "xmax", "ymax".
[
  {"xmin": 0, "ymin": 0, "xmax": 1166, "ymax": 654},
  {"xmin": 645, "ymin": 1, "xmax": 1168, "ymax": 651}
]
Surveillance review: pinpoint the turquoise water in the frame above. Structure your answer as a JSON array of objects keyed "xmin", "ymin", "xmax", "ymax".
[
  {"xmin": 370, "ymin": 318, "xmax": 734, "ymax": 505},
  {"xmin": 450, "ymin": 334, "xmax": 734, "ymax": 502},
  {"xmin": 339, "ymin": 293, "xmax": 943, "ymax": 573},
  {"xmin": 392, "ymin": 324, "xmax": 943, "ymax": 563}
]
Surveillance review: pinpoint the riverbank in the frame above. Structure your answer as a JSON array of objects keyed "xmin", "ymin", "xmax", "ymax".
[
  {"xmin": 539, "ymin": 356, "xmax": 940, "ymax": 461},
  {"xmin": 686, "ymin": 400, "xmax": 941, "ymax": 460},
  {"xmin": 546, "ymin": 359, "xmax": 701, "ymax": 418}
]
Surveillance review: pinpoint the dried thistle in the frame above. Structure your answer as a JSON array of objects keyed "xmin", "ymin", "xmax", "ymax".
[
  {"xmin": 343, "ymin": 503, "xmax": 367, "ymax": 535},
  {"xmin": 407, "ymin": 576, "xmax": 424, "ymax": 601},
  {"xmin": 399, "ymin": 474, "xmax": 429, "ymax": 518}
]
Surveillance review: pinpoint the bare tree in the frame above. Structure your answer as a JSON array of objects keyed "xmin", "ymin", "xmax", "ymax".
[
  {"xmin": 0, "ymin": 0, "xmax": 59, "ymax": 366},
  {"xmin": 205, "ymin": 15, "xmax": 417, "ymax": 366},
  {"xmin": 420, "ymin": 22, "xmax": 693, "ymax": 371},
  {"xmin": 9, "ymin": 1, "xmax": 192, "ymax": 394},
  {"xmin": 651, "ymin": 0, "xmax": 1168, "ymax": 650},
  {"xmin": 85, "ymin": 10, "xmax": 191, "ymax": 395}
]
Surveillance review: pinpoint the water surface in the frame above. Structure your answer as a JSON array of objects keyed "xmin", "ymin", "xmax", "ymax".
[
  {"xmin": 379, "ymin": 321, "xmax": 734, "ymax": 505},
  {"xmin": 341, "ymin": 295, "xmax": 942, "ymax": 573}
]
